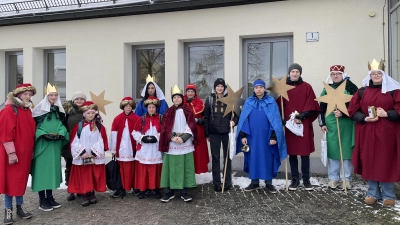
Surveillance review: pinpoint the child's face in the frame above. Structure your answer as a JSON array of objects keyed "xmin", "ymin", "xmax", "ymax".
[{"xmin": 85, "ymin": 111, "xmax": 96, "ymax": 121}]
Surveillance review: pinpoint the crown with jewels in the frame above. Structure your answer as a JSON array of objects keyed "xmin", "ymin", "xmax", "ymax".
[
  {"xmin": 44, "ymin": 83, "xmax": 58, "ymax": 95},
  {"xmin": 171, "ymin": 85, "xmax": 183, "ymax": 96},
  {"xmin": 368, "ymin": 59, "xmax": 385, "ymax": 71}
]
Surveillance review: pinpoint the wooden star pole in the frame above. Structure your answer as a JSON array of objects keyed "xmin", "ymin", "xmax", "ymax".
[
  {"xmin": 271, "ymin": 76, "xmax": 295, "ymax": 192},
  {"xmin": 315, "ymin": 81, "xmax": 353, "ymax": 195},
  {"xmin": 90, "ymin": 90, "xmax": 113, "ymax": 115},
  {"xmin": 219, "ymin": 85, "xmax": 245, "ymax": 193}
]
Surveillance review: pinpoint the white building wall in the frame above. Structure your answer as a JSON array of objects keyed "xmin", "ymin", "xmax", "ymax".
[{"xmin": 0, "ymin": 0, "xmax": 388, "ymax": 153}]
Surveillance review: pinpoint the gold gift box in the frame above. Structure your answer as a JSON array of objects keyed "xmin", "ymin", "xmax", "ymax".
[{"xmin": 368, "ymin": 106, "xmax": 377, "ymax": 118}]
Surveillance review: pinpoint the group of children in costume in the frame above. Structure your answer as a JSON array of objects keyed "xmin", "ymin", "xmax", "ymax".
[{"xmin": 1, "ymin": 60, "xmax": 400, "ymax": 224}]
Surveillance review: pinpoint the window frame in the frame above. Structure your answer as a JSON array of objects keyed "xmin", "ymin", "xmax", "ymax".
[
  {"xmin": 132, "ymin": 44, "xmax": 166, "ymax": 102},
  {"xmin": 389, "ymin": 0, "xmax": 400, "ymax": 78},
  {"xmin": 5, "ymin": 51, "xmax": 23, "ymax": 96},
  {"xmin": 44, "ymin": 49, "xmax": 66, "ymax": 100},
  {"xmin": 184, "ymin": 40, "xmax": 225, "ymax": 100},
  {"xmin": 242, "ymin": 37, "xmax": 293, "ymax": 98}
]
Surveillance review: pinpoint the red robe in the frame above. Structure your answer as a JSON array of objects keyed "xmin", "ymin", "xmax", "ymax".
[
  {"xmin": 183, "ymin": 95, "xmax": 209, "ymax": 174},
  {"xmin": 68, "ymin": 122, "xmax": 108, "ymax": 194},
  {"xmin": 133, "ymin": 114, "xmax": 163, "ymax": 191},
  {"xmin": 277, "ymin": 80, "xmax": 320, "ymax": 156},
  {"xmin": 348, "ymin": 87, "xmax": 400, "ymax": 182},
  {"xmin": 110, "ymin": 112, "xmax": 139, "ymax": 191},
  {"xmin": 0, "ymin": 103, "xmax": 35, "ymax": 196}
]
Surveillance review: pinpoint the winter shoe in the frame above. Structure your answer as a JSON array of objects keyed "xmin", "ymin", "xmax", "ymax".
[
  {"xmin": 303, "ymin": 179, "xmax": 314, "ymax": 191},
  {"xmin": 153, "ymin": 189, "xmax": 162, "ymax": 199},
  {"xmin": 288, "ymin": 178, "xmax": 300, "ymax": 191},
  {"xmin": 39, "ymin": 199, "xmax": 53, "ymax": 212},
  {"xmin": 342, "ymin": 181, "xmax": 352, "ymax": 190},
  {"xmin": 112, "ymin": 189, "xmax": 126, "ymax": 199},
  {"xmin": 160, "ymin": 191, "xmax": 175, "ymax": 203},
  {"xmin": 214, "ymin": 184, "xmax": 222, "ymax": 192},
  {"xmin": 328, "ymin": 180, "xmax": 339, "ymax": 189},
  {"xmin": 223, "ymin": 184, "xmax": 232, "ymax": 192},
  {"xmin": 67, "ymin": 193, "xmax": 76, "ymax": 201},
  {"xmin": 46, "ymin": 196, "xmax": 61, "ymax": 209},
  {"xmin": 132, "ymin": 189, "xmax": 140, "ymax": 196},
  {"xmin": 81, "ymin": 194, "xmax": 90, "ymax": 207},
  {"xmin": 383, "ymin": 199, "xmax": 395, "ymax": 207},
  {"xmin": 138, "ymin": 191, "xmax": 147, "ymax": 199},
  {"xmin": 265, "ymin": 184, "xmax": 277, "ymax": 194},
  {"xmin": 244, "ymin": 183, "xmax": 260, "ymax": 192},
  {"xmin": 16, "ymin": 205, "xmax": 32, "ymax": 219},
  {"xmin": 364, "ymin": 196, "xmax": 377, "ymax": 205},
  {"xmin": 88, "ymin": 191, "xmax": 97, "ymax": 204},
  {"xmin": 180, "ymin": 193, "xmax": 193, "ymax": 202},
  {"xmin": 3, "ymin": 208, "xmax": 13, "ymax": 225}
]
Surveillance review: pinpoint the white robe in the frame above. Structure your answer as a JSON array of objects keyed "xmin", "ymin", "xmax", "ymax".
[
  {"xmin": 109, "ymin": 119, "xmax": 135, "ymax": 162},
  {"xmin": 71, "ymin": 125, "xmax": 105, "ymax": 165},
  {"xmin": 132, "ymin": 120, "xmax": 162, "ymax": 164}
]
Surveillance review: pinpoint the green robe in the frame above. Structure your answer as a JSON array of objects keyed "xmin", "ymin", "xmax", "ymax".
[
  {"xmin": 31, "ymin": 110, "xmax": 69, "ymax": 192},
  {"xmin": 321, "ymin": 88, "xmax": 354, "ymax": 160},
  {"xmin": 160, "ymin": 152, "xmax": 196, "ymax": 189}
]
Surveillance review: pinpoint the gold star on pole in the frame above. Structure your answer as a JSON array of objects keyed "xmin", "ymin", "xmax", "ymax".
[
  {"xmin": 315, "ymin": 81, "xmax": 353, "ymax": 116},
  {"xmin": 90, "ymin": 90, "xmax": 113, "ymax": 115},
  {"xmin": 219, "ymin": 85, "xmax": 245, "ymax": 118},
  {"xmin": 270, "ymin": 76, "xmax": 295, "ymax": 101}
]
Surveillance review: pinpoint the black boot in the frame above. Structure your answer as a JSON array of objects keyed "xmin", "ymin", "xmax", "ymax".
[
  {"xmin": 112, "ymin": 189, "xmax": 126, "ymax": 199},
  {"xmin": 46, "ymin": 196, "xmax": 61, "ymax": 209},
  {"xmin": 3, "ymin": 208, "xmax": 13, "ymax": 225},
  {"xmin": 88, "ymin": 191, "xmax": 97, "ymax": 204},
  {"xmin": 67, "ymin": 193, "xmax": 75, "ymax": 201},
  {"xmin": 81, "ymin": 193, "xmax": 90, "ymax": 207},
  {"xmin": 16, "ymin": 205, "xmax": 32, "ymax": 219},
  {"xmin": 153, "ymin": 189, "xmax": 162, "ymax": 199}
]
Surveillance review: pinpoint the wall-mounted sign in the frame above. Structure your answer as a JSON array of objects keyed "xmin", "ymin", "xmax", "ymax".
[{"xmin": 306, "ymin": 32, "xmax": 319, "ymax": 42}]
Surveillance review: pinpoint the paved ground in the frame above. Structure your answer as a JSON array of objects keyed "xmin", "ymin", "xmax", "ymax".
[{"xmin": 3, "ymin": 173, "xmax": 400, "ymax": 225}]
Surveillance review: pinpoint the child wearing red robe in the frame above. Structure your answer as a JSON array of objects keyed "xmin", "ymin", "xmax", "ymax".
[
  {"xmin": 132, "ymin": 96, "xmax": 163, "ymax": 199},
  {"xmin": 67, "ymin": 101, "xmax": 108, "ymax": 207},
  {"xmin": 109, "ymin": 97, "xmax": 139, "ymax": 198}
]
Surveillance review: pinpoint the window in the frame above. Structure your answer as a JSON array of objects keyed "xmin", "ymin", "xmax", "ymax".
[
  {"xmin": 5, "ymin": 51, "xmax": 23, "ymax": 94},
  {"xmin": 45, "ymin": 49, "xmax": 66, "ymax": 101},
  {"xmin": 185, "ymin": 41, "xmax": 224, "ymax": 99},
  {"xmin": 243, "ymin": 37, "xmax": 292, "ymax": 97},
  {"xmin": 133, "ymin": 45, "xmax": 165, "ymax": 100},
  {"xmin": 390, "ymin": 0, "xmax": 400, "ymax": 80}
]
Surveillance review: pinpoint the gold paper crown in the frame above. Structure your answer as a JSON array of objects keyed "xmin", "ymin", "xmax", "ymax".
[
  {"xmin": 171, "ymin": 85, "xmax": 183, "ymax": 96},
  {"xmin": 368, "ymin": 59, "xmax": 385, "ymax": 71},
  {"xmin": 44, "ymin": 83, "xmax": 58, "ymax": 95},
  {"xmin": 146, "ymin": 74, "xmax": 155, "ymax": 83}
]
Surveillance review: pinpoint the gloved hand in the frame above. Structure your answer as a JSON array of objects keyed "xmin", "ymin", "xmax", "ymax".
[
  {"xmin": 142, "ymin": 136, "xmax": 157, "ymax": 143},
  {"xmin": 42, "ymin": 134, "xmax": 55, "ymax": 141},
  {"xmin": 3, "ymin": 142, "xmax": 18, "ymax": 165},
  {"xmin": 195, "ymin": 118, "xmax": 204, "ymax": 125}
]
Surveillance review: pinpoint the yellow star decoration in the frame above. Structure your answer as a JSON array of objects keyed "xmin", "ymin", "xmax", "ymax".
[
  {"xmin": 315, "ymin": 81, "xmax": 353, "ymax": 117},
  {"xmin": 219, "ymin": 85, "xmax": 245, "ymax": 118},
  {"xmin": 271, "ymin": 76, "xmax": 295, "ymax": 101},
  {"xmin": 90, "ymin": 90, "xmax": 113, "ymax": 115}
]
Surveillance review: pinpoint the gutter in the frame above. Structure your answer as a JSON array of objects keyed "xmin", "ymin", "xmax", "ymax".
[{"xmin": 0, "ymin": 0, "xmax": 283, "ymax": 27}]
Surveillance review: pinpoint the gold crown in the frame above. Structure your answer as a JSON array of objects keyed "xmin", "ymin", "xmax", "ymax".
[
  {"xmin": 146, "ymin": 74, "xmax": 155, "ymax": 83},
  {"xmin": 44, "ymin": 83, "xmax": 58, "ymax": 95},
  {"xmin": 368, "ymin": 59, "xmax": 385, "ymax": 71},
  {"xmin": 171, "ymin": 85, "xmax": 183, "ymax": 96}
]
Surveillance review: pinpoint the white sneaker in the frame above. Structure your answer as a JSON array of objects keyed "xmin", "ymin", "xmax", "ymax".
[
  {"xmin": 328, "ymin": 180, "xmax": 339, "ymax": 189},
  {"xmin": 342, "ymin": 181, "xmax": 352, "ymax": 189}
]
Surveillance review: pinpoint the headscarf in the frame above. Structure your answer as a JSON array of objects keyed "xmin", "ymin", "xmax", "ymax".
[
  {"xmin": 361, "ymin": 70, "xmax": 400, "ymax": 93},
  {"xmin": 32, "ymin": 92, "xmax": 64, "ymax": 117},
  {"xmin": 140, "ymin": 81, "xmax": 166, "ymax": 100}
]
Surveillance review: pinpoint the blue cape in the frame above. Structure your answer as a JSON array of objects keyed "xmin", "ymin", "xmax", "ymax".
[{"xmin": 236, "ymin": 92, "xmax": 287, "ymax": 161}]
